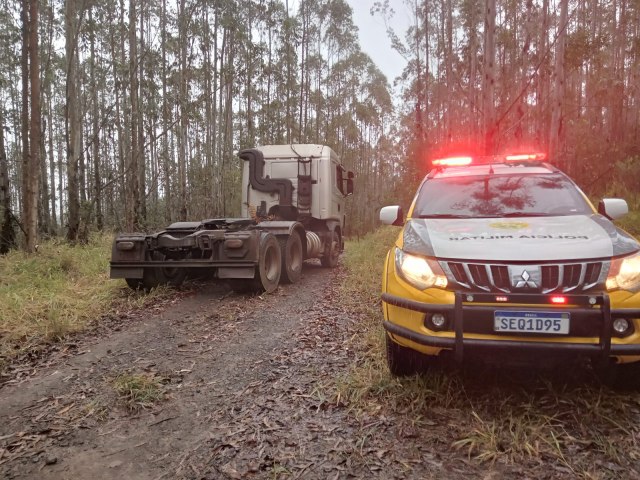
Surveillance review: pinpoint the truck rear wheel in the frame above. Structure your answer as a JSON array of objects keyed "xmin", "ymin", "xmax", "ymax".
[
  {"xmin": 125, "ymin": 278, "xmax": 144, "ymax": 290},
  {"xmin": 320, "ymin": 230, "xmax": 340, "ymax": 268},
  {"xmin": 231, "ymin": 233, "xmax": 281, "ymax": 294},
  {"xmin": 279, "ymin": 233, "xmax": 303, "ymax": 284},
  {"xmin": 256, "ymin": 233, "xmax": 282, "ymax": 292},
  {"xmin": 155, "ymin": 264, "xmax": 187, "ymax": 287},
  {"xmin": 140, "ymin": 267, "xmax": 161, "ymax": 291}
]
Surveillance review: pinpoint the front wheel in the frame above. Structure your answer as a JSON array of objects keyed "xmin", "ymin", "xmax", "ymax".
[
  {"xmin": 386, "ymin": 335, "xmax": 428, "ymax": 376},
  {"xmin": 592, "ymin": 359, "xmax": 640, "ymax": 390},
  {"xmin": 320, "ymin": 230, "xmax": 340, "ymax": 268}
]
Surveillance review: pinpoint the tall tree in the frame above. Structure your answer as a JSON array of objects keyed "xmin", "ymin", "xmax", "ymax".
[
  {"xmin": 0, "ymin": 106, "xmax": 15, "ymax": 253},
  {"xmin": 482, "ymin": 0, "xmax": 496, "ymax": 154},
  {"xmin": 65, "ymin": 0, "xmax": 82, "ymax": 242},
  {"xmin": 549, "ymin": 0, "xmax": 569, "ymax": 167},
  {"xmin": 20, "ymin": 0, "xmax": 40, "ymax": 253}
]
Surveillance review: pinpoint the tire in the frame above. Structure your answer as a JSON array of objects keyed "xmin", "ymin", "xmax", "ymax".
[
  {"xmin": 386, "ymin": 335, "xmax": 428, "ymax": 376},
  {"xmin": 155, "ymin": 265, "xmax": 187, "ymax": 287},
  {"xmin": 125, "ymin": 278, "xmax": 144, "ymax": 290},
  {"xmin": 142, "ymin": 268, "xmax": 161, "ymax": 290},
  {"xmin": 149, "ymin": 251, "xmax": 187, "ymax": 288},
  {"xmin": 230, "ymin": 233, "xmax": 281, "ymax": 294},
  {"xmin": 278, "ymin": 233, "xmax": 303, "ymax": 284},
  {"xmin": 320, "ymin": 230, "xmax": 340, "ymax": 268},
  {"xmin": 254, "ymin": 233, "xmax": 281, "ymax": 293},
  {"xmin": 593, "ymin": 359, "xmax": 640, "ymax": 390}
]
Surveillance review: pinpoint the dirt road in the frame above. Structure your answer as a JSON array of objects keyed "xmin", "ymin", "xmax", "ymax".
[
  {"xmin": 1, "ymin": 263, "xmax": 463, "ymax": 479},
  {"xmin": 2, "ymin": 261, "xmax": 595, "ymax": 480}
]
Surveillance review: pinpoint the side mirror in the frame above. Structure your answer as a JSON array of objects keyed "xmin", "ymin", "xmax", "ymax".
[
  {"xmin": 598, "ymin": 198, "xmax": 628, "ymax": 220},
  {"xmin": 345, "ymin": 171, "xmax": 354, "ymax": 196},
  {"xmin": 380, "ymin": 206, "xmax": 404, "ymax": 226}
]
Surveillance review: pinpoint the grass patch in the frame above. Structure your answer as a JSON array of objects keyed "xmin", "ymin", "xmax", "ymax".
[
  {"xmin": 0, "ymin": 234, "xmax": 170, "ymax": 361},
  {"xmin": 112, "ymin": 372, "xmax": 165, "ymax": 411},
  {"xmin": 338, "ymin": 224, "xmax": 640, "ymax": 476},
  {"xmin": 618, "ymin": 210, "xmax": 640, "ymax": 236}
]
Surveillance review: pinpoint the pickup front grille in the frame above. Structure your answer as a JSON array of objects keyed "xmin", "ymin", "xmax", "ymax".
[{"xmin": 441, "ymin": 261, "xmax": 607, "ymax": 294}]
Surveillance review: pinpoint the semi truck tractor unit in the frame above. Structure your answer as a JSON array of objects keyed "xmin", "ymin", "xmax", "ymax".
[{"xmin": 110, "ymin": 144, "xmax": 354, "ymax": 293}]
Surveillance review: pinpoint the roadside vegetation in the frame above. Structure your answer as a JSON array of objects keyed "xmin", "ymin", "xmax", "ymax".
[
  {"xmin": 0, "ymin": 234, "xmax": 169, "ymax": 366},
  {"xmin": 112, "ymin": 372, "xmax": 166, "ymax": 411},
  {"xmin": 339, "ymin": 225, "xmax": 640, "ymax": 477}
]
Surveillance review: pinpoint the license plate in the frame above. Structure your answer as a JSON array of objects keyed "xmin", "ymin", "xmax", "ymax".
[{"xmin": 494, "ymin": 311, "xmax": 570, "ymax": 334}]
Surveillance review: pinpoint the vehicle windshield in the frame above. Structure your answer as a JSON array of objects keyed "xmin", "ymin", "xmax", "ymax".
[{"xmin": 413, "ymin": 173, "xmax": 592, "ymax": 218}]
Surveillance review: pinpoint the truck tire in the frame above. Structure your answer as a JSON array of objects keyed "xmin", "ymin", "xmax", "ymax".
[
  {"xmin": 126, "ymin": 278, "xmax": 144, "ymax": 290},
  {"xmin": 386, "ymin": 335, "xmax": 427, "ymax": 376},
  {"xmin": 155, "ymin": 265, "xmax": 187, "ymax": 287},
  {"xmin": 279, "ymin": 233, "xmax": 303, "ymax": 284},
  {"xmin": 255, "ymin": 233, "xmax": 282, "ymax": 292},
  {"xmin": 142, "ymin": 267, "xmax": 161, "ymax": 291},
  {"xmin": 320, "ymin": 230, "xmax": 340, "ymax": 268},
  {"xmin": 231, "ymin": 233, "xmax": 281, "ymax": 294}
]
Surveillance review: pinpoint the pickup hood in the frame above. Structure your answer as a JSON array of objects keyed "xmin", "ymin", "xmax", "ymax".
[{"xmin": 402, "ymin": 214, "xmax": 639, "ymax": 262}]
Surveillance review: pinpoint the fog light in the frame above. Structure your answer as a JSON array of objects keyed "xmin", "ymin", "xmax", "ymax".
[
  {"xmin": 432, "ymin": 313, "xmax": 446, "ymax": 328},
  {"xmin": 425, "ymin": 313, "xmax": 448, "ymax": 331},
  {"xmin": 613, "ymin": 318, "xmax": 631, "ymax": 334}
]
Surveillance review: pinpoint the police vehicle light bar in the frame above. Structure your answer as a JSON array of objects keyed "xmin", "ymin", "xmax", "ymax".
[
  {"xmin": 432, "ymin": 156, "xmax": 473, "ymax": 167},
  {"xmin": 505, "ymin": 153, "xmax": 547, "ymax": 161}
]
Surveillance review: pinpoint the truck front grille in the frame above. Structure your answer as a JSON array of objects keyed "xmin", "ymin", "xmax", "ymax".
[{"xmin": 442, "ymin": 261, "xmax": 607, "ymax": 294}]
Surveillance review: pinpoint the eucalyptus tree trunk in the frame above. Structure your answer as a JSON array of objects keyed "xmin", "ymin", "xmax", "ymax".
[
  {"xmin": 549, "ymin": 0, "xmax": 568, "ymax": 168},
  {"xmin": 161, "ymin": 0, "xmax": 170, "ymax": 222},
  {"xmin": 127, "ymin": 0, "xmax": 141, "ymax": 230},
  {"xmin": 482, "ymin": 0, "xmax": 496, "ymax": 154},
  {"xmin": 137, "ymin": 0, "xmax": 146, "ymax": 224},
  {"xmin": 65, "ymin": 0, "xmax": 81, "ymax": 242},
  {"xmin": 0, "ymin": 107, "xmax": 15, "ymax": 254},
  {"xmin": 177, "ymin": 0, "xmax": 188, "ymax": 221},
  {"xmin": 20, "ymin": 0, "xmax": 40, "ymax": 253},
  {"xmin": 89, "ymin": 5, "xmax": 102, "ymax": 230},
  {"xmin": 20, "ymin": 0, "xmax": 31, "ymax": 247},
  {"xmin": 536, "ymin": 0, "xmax": 550, "ymax": 144}
]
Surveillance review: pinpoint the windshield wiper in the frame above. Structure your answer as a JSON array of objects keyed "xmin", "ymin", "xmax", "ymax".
[
  {"xmin": 415, "ymin": 214, "xmax": 477, "ymax": 219},
  {"xmin": 500, "ymin": 212, "xmax": 552, "ymax": 217}
]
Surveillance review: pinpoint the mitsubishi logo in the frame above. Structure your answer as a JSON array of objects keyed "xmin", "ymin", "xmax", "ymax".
[{"xmin": 515, "ymin": 270, "xmax": 538, "ymax": 289}]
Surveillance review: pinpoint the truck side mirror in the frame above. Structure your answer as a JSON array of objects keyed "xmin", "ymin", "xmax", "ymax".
[{"xmin": 346, "ymin": 171, "xmax": 354, "ymax": 196}]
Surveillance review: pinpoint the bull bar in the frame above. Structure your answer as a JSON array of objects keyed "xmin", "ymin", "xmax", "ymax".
[{"xmin": 382, "ymin": 291, "xmax": 640, "ymax": 362}]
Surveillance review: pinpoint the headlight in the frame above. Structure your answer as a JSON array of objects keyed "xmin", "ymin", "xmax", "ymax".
[
  {"xmin": 395, "ymin": 248, "xmax": 448, "ymax": 290},
  {"xmin": 607, "ymin": 252, "xmax": 640, "ymax": 292}
]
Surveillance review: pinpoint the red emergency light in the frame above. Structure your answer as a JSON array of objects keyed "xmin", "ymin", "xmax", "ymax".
[
  {"xmin": 550, "ymin": 296, "xmax": 567, "ymax": 304},
  {"xmin": 505, "ymin": 153, "xmax": 547, "ymax": 161},
  {"xmin": 432, "ymin": 156, "xmax": 473, "ymax": 167}
]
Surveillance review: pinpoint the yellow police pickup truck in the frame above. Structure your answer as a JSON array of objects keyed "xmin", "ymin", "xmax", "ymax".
[{"xmin": 380, "ymin": 153, "xmax": 640, "ymax": 382}]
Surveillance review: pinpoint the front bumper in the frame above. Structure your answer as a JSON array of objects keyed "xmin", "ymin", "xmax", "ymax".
[{"xmin": 382, "ymin": 291, "xmax": 640, "ymax": 361}]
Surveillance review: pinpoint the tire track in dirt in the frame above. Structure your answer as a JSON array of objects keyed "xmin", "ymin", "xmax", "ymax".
[
  {"xmin": 1, "ymin": 261, "xmax": 510, "ymax": 480},
  {"xmin": 0, "ymin": 263, "xmax": 336, "ymax": 479}
]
